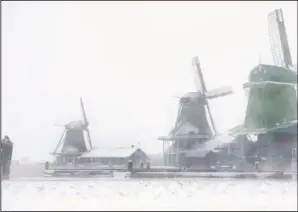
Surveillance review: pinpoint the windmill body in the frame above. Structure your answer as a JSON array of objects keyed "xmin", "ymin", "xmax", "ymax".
[
  {"xmin": 51, "ymin": 98, "xmax": 93, "ymax": 165},
  {"xmin": 231, "ymin": 8, "xmax": 297, "ymax": 171},
  {"xmin": 236, "ymin": 64, "xmax": 297, "ymax": 171},
  {"xmin": 158, "ymin": 57, "xmax": 236, "ymax": 168}
]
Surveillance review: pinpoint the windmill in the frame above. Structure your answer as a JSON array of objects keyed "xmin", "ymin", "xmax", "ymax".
[
  {"xmin": 232, "ymin": 8, "xmax": 297, "ymax": 170},
  {"xmin": 158, "ymin": 56, "xmax": 234, "ymax": 167},
  {"xmin": 51, "ymin": 97, "xmax": 93, "ymax": 163},
  {"xmin": 242, "ymin": 8, "xmax": 297, "ymax": 132}
]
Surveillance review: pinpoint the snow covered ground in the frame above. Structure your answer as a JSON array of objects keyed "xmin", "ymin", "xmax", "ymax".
[{"xmin": 2, "ymin": 178, "xmax": 297, "ymax": 211}]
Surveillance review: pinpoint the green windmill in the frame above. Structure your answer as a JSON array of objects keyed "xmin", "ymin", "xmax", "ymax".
[
  {"xmin": 243, "ymin": 64, "xmax": 297, "ymax": 131},
  {"xmin": 241, "ymin": 8, "xmax": 297, "ymax": 133}
]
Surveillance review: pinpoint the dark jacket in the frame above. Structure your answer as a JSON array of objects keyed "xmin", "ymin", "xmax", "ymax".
[{"xmin": 1, "ymin": 139, "xmax": 13, "ymax": 161}]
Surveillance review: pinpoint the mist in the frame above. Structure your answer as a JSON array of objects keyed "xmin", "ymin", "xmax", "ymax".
[{"xmin": 2, "ymin": 1, "xmax": 297, "ymax": 162}]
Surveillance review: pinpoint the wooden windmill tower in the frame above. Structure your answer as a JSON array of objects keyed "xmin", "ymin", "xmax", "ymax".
[
  {"xmin": 243, "ymin": 8, "xmax": 297, "ymax": 132},
  {"xmin": 51, "ymin": 97, "xmax": 93, "ymax": 164},
  {"xmin": 234, "ymin": 8, "xmax": 297, "ymax": 170},
  {"xmin": 158, "ymin": 56, "xmax": 234, "ymax": 167}
]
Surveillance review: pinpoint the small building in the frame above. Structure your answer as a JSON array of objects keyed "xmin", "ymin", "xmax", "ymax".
[
  {"xmin": 183, "ymin": 133, "xmax": 238, "ymax": 168},
  {"xmin": 78, "ymin": 146, "xmax": 150, "ymax": 168}
]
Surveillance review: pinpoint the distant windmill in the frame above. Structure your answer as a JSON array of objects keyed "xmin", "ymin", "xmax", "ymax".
[
  {"xmin": 80, "ymin": 97, "xmax": 92, "ymax": 150},
  {"xmin": 52, "ymin": 97, "xmax": 93, "ymax": 157}
]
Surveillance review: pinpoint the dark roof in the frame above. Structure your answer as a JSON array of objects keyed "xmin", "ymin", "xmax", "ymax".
[{"xmin": 185, "ymin": 133, "xmax": 236, "ymax": 158}]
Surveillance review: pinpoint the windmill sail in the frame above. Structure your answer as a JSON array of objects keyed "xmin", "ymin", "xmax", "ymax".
[
  {"xmin": 52, "ymin": 129, "xmax": 66, "ymax": 154},
  {"xmin": 80, "ymin": 97, "xmax": 89, "ymax": 127},
  {"xmin": 192, "ymin": 56, "xmax": 207, "ymax": 94},
  {"xmin": 80, "ymin": 97, "xmax": 92, "ymax": 150},
  {"xmin": 268, "ymin": 8, "xmax": 293, "ymax": 68},
  {"xmin": 206, "ymin": 86, "xmax": 233, "ymax": 99},
  {"xmin": 192, "ymin": 56, "xmax": 217, "ymax": 135}
]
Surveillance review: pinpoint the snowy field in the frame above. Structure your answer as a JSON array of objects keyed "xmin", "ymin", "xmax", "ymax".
[{"xmin": 2, "ymin": 178, "xmax": 297, "ymax": 211}]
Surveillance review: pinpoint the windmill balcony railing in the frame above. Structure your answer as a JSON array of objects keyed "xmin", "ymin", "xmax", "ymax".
[{"xmin": 243, "ymin": 81, "xmax": 297, "ymax": 89}]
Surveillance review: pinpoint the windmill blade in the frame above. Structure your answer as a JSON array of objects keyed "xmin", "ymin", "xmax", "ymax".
[
  {"xmin": 80, "ymin": 97, "xmax": 89, "ymax": 127},
  {"xmin": 268, "ymin": 9, "xmax": 293, "ymax": 68},
  {"xmin": 53, "ymin": 129, "xmax": 66, "ymax": 154},
  {"xmin": 173, "ymin": 96, "xmax": 182, "ymax": 99},
  {"xmin": 86, "ymin": 128, "xmax": 92, "ymax": 150},
  {"xmin": 192, "ymin": 56, "xmax": 208, "ymax": 94},
  {"xmin": 192, "ymin": 56, "xmax": 217, "ymax": 135},
  {"xmin": 205, "ymin": 102, "xmax": 217, "ymax": 135},
  {"xmin": 80, "ymin": 97, "xmax": 93, "ymax": 150},
  {"xmin": 206, "ymin": 86, "xmax": 234, "ymax": 99}
]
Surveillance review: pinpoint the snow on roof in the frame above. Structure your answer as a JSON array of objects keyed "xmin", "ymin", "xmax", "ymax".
[
  {"xmin": 80, "ymin": 146, "xmax": 146, "ymax": 158},
  {"xmin": 185, "ymin": 133, "xmax": 236, "ymax": 158},
  {"xmin": 235, "ymin": 120, "xmax": 297, "ymax": 136},
  {"xmin": 173, "ymin": 122, "xmax": 200, "ymax": 136},
  {"xmin": 228, "ymin": 124, "xmax": 244, "ymax": 135}
]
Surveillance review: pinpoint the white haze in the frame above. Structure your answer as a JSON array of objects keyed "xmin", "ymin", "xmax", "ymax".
[{"xmin": 2, "ymin": 1, "xmax": 297, "ymax": 161}]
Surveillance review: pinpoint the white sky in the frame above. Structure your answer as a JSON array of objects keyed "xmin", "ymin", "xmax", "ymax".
[{"xmin": 2, "ymin": 1, "xmax": 297, "ymax": 162}]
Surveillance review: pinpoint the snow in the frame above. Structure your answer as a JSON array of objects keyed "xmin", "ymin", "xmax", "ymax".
[
  {"xmin": 186, "ymin": 133, "xmax": 235, "ymax": 157},
  {"xmin": 2, "ymin": 178, "xmax": 297, "ymax": 211}
]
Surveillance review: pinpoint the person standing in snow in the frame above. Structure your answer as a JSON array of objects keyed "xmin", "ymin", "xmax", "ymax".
[{"xmin": 1, "ymin": 136, "xmax": 14, "ymax": 179}]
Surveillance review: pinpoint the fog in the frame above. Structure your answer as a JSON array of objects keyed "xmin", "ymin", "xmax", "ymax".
[{"xmin": 2, "ymin": 1, "xmax": 297, "ymax": 161}]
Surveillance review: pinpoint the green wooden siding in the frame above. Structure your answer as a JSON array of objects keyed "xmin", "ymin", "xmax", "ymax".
[{"xmin": 244, "ymin": 65, "xmax": 297, "ymax": 130}]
